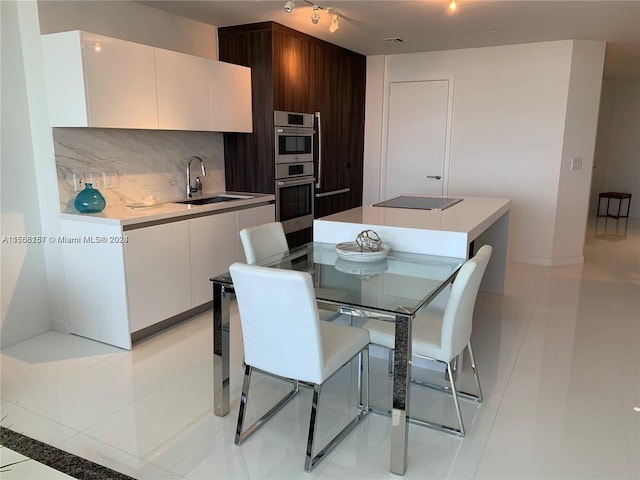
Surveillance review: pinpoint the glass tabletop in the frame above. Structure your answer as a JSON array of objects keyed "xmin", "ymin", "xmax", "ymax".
[{"xmin": 212, "ymin": 242, "xmax": 465, "ymax": 317}]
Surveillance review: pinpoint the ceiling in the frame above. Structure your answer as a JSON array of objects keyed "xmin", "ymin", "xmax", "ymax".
[{"xmin": 138, "ymin": 1, "xmax": 640, "ymax": 80}]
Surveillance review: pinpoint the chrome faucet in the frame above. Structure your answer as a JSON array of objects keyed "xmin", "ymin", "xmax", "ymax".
[{"xmin": 186, "ymin": 156, "xmax": 206, "ymax": 197}]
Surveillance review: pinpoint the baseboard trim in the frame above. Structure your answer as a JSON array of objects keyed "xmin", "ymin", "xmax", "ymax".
[
  {"xmin": 130, "ymin": 302, "xmax": 212, "ymax": 345},
  {"xmin": 510, "ymin": 255, "xmax": 584, "ymax": 266},
  {"xmin": 50, "ymin": 318, "xmax": 70, "ymax": 334}
]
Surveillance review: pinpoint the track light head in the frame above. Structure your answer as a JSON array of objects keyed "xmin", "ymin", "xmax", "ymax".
[
  {"xmin": 283, "ymin": 0, "xmax": 294, "ymax": 14},
  {"xmin": 307, "ymin": 2, "xmax": 341, "ymax": 33},
  {"xmin": 311, "ymin": 5, "xmax": 320, "ymax": 24},
  {"xmin": 328, "ymin": 9, "xmax": 339, "ymax": 33}
]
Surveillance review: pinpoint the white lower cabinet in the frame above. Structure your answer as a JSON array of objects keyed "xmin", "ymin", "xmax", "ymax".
[
  {"xmin": 189, "ymin": 211, "xmax": 238, "ymax": 306},
  {"xmin": 60, "ymin": 203, "xmax": 274, "ymax": 349},
  {"xmin": 60, "ymin": 221, "xmax": 131, "ymax": 349},
  {"xmin": 124, "ymin": 222, "xmax": 192, "ymax": 333}
]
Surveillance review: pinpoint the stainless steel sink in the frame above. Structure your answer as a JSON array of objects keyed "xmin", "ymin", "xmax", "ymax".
[{"xmin": 173, "ymin": 195, "xmax": 252, "ymax": 206}]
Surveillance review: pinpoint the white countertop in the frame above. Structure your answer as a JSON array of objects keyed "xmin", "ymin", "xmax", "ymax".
[
  {"xmin": 318, "ymin": 196, "xmax": 511, "ymax": 238},
  {"xmin": 314, "ymin": 196, "xmax": 511, "ymax": 258},
  {"xmin": 60, "ymin": 192, "xmax": 275, "ymax": 227}
]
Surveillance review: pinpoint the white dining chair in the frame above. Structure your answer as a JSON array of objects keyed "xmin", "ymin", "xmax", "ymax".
[
  {"xmin": 229, "ymin": 262, "xmax": 370, "ymax": 472},
  {"xmin": 363, "ymin": 245, "xmax": 492, "ymax": 437},
  {"xmin": 239, "ymin": 221, "xmax": 340, "ymax": 321},
  {"xmin": 239, "ymin": 222, "xmax": 288, "ymax": 264}
]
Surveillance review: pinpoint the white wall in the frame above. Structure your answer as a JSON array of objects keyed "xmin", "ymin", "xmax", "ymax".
[
  {"xmin": 364, "ymin": 40, "xmax": 605, "ymax": 265},
  {"xmin": 590, "ymin": 82, "xmax": 617, "ymax": 214},
  {"xmin": 1, "ymin": 0, "xmax": 57, "ymax": 346},
  {"xmin": 37, "ymin": 0, "xmax": 218, "ymax": 59},
  {"xmin": 552, "ymin": 41, "xmax": 606, "ymax": 262},
  {"xmin": 362, "ymin": 55, "xmax": 386, "ymax": 205},
  {"xmin": 591, "ymin": 80, "xmax": 640, "ymax": 217}
]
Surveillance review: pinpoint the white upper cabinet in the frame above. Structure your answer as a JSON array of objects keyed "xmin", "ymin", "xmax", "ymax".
[
  {"xmin": 41, "ymin": 31, "xmax": 252, "ymax": 132},
  {"xmin": 155, "ymin": 48, "xmax": 211, "ymax": 131},
  {"xmin": 210, "ymin": 61, "xmax": 253, "ymax": 133},
  {"xmin": 42, "ymin": 31, "xmax": 158, "ymax": 129}
]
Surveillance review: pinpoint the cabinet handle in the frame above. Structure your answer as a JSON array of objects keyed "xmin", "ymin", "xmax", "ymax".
[
  {"xmin": 315, "ymin": 112, "xmax": 322, "ymax": 189},
  {"xmin": 427, "ymin": 175, "xmax": 442, "ymax": 180},
  {"xmin": 315, "ymin": 187, "xmax": 351, "ymax": 198}
]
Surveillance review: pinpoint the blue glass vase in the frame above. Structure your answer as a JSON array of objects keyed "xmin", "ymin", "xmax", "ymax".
[{"xmin": 74, "ymin": 183, "xmax": 106, "ymax": 213}]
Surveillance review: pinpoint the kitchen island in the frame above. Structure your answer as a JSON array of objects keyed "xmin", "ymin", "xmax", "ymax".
[{"xmin": 313, "ymin": 196, "xmax": 511, "ymax": 293}]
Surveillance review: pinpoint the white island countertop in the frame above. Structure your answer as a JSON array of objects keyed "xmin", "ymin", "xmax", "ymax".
[
  {"xmin": 60, "ymin": 192, "xmax": 275, "ymax": 228},
  {"xmin": 317, "ymin": 196, "xmax": 510, "ymax": 238},
  {"xmin": 314, "ymin": 196, "xmax": 511, "ymax": 287}
]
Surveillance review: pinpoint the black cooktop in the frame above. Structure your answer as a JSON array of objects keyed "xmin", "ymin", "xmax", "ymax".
[{"xmin": 373, "ymin": 196, "xmax": 463, "ymax": 211}]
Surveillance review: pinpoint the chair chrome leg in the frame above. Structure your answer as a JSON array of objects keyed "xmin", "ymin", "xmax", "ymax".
[
  {"xmin": 446, "ymin": 354, "xmax": 461, "ymax": 382},
  {"xmin": 237, "ymin": 350, "xmax": 371, "ymax": 472},
  {"xmin": 235, "ymin": 364, "xmax": 252, "ymax": 445},
  {"xmin": 305, "ymin": 384, "xmax": 322, "ymax": 472},
  {"xmin": 359, "ymin": 347, "xmax": 370, "ymax": 410},
  {"xmin": 305, "ymin": 347, "xmax": 371, "ymax": 472},
  {"xmin": 410, "ymin": 351, "xmax": 482, "ymax": 402},
  {"xmin": 467, "ymin": 342, "xmax": 483, "ymax": 403},
  {"xmin": 410, "ymin": 377, "xmax": 481, "ymax": 402},
  {"xmin": 235, "ymin": 365, "xmax": 300, "ymax": 445},
  {"xmin": 446, "ymin": 362, "xmax": 465, "ymax": 437}
]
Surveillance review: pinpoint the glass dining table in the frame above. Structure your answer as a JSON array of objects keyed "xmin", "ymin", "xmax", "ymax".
[{"xmin": 210, "ymin": 242, "xmax": 465, "ymax": 475}]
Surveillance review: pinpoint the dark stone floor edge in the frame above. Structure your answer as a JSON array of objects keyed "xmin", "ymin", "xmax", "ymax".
[{"xmin": 1, "ymin": 427, "xmax": 136, "ymax": 480}]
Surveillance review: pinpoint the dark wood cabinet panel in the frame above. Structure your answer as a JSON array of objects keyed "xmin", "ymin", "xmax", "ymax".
[
  {"xmin": 219, "ymin": 25, "xmax": 275, "ymax": 193},
  {"xmin": 312, "ymin": 43, "xmax": 365, "ymax": 216},
  {"xmin": 273, "ymin": 31, "xmax": 314, "ymax": 113},
  {"xmin": 315, "ymin": 191, "xmax": 352, "ymax": 220},
  {"xmin": 218, "ymin": 22, "xmax": 365, "ymax": 215}
]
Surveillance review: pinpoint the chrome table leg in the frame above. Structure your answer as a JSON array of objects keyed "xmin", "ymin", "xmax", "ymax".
[
  {"xmin": 390, "ymin": 312, "xmax": 412, "ymax": 475},
  {"xmin": 213, "ymin": 282, "xmax": 231, "ymax": 416}
]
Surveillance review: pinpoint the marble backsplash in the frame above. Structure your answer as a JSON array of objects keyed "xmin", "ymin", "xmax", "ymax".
[{"xmin": 53, "ymin": 128, "xmax": 226, "ymax": 212}]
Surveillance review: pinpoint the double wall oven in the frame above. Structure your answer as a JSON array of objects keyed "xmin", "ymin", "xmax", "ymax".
[{"xmin": 274, "ymin": 111, "xmax": 315, "ymax": 234}]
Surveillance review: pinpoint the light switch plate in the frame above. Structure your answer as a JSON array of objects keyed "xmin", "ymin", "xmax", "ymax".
[
  {"xmin": 72, "ymin": 173, "xmax": 87, "ymax": 192},
  {"xmin": 570, "ymin": 157, "xmax": 582, "ymax": 171}
]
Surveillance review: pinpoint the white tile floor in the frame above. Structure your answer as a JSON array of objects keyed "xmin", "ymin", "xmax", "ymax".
[{"xmin": 1, "ymin": 216, "xmax": 638, "ymax": 480}]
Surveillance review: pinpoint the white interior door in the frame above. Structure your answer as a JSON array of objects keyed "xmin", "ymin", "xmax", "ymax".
[{"xmin": 384, "ymin": 79, "xmax": 450, "ymax": 200}]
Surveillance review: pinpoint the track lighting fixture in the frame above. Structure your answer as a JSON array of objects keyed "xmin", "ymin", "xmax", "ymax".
[
  {"xmin": 328, "ymin": 9, "xmax": 340, "ymax": 33},
  {"xmin": 310, "ymin": 5, "xmax": 320, "ymax": 24},
  {"xmin": 448, "ymin": 0, "xmax": 458, "ymax": 12},
  {"xmin": 283, "ymin": 0, "xmax": 294, "ymax": 14},
  {"xmin": 303, "ymin": 1, "xmax": 342, "ymax": 33}
]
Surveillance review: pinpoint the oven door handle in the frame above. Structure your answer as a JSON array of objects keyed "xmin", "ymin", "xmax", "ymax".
[
  {"xmin": 276, "ymin": 177, "xmax": 315, "ymax": 188},
  {"xmin": 276, "ymin": 127, "xmax": 314, "ymax": 135},
  {"xmin": 315, "ymin": 187, "xmax": 351, "ymax": 198}
]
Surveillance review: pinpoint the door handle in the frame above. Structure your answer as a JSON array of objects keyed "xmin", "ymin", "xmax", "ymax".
[
  {"xmin": 427, "ymin": 175, "xmax": 442, "ymax": 180},
  {"xmin": 315, "ymin": 112, "xmax": 322, "ymax": 189},
  {"xmin": 315, "ymin": 188, "xmax": 351, "ymax": 198}
]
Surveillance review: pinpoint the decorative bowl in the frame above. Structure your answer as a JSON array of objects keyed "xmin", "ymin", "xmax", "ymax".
[{"xmin": 335, "ymin": 242, "xmax": 390, "ymax": 262}]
